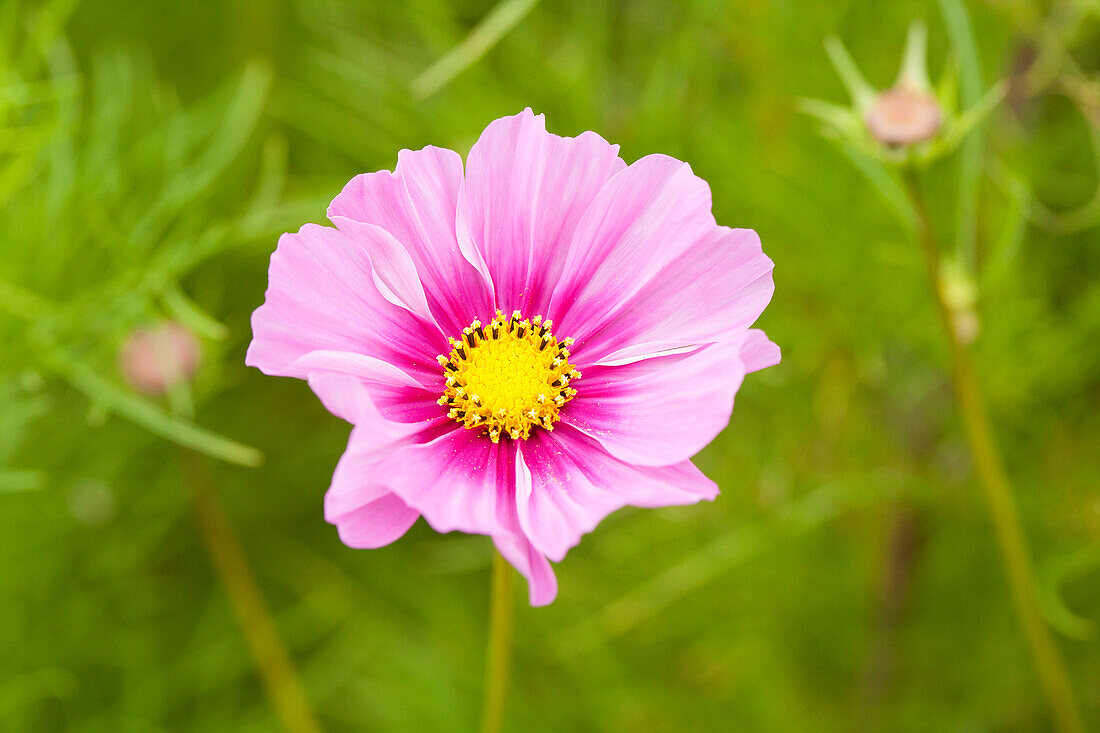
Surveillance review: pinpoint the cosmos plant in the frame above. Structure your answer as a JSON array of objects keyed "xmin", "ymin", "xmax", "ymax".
[
  {"xmin": 247, "ymin": 108, "xmax": 778, "ymax": 607},
  {"xmin": 804, "ymin": 15, "xmax": 1083, "ymax": 733}
]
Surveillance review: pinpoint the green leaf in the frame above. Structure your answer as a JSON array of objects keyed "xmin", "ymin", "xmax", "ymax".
[
  {"xmin": 838, "ymin": 142, "xmax": 918, "ymax": 236},
  {"xmin": 983, "ymin": 159, "xmax": 1030, "ymax": 284},
  {"xmin": 162, "ymin": 285, "xmax": 228, "ymax": 341},
  {"xmin": 797, "ymin": 98, "xmax": 863, "ymax": 137},
  {"xmin": 921, "ymin": 81, "xmax": 1005, "ymax": 164},
  {"xmin": 410, "ymin": 0, "xmax": 541, "ymax": 99},
  {"xmin": 0, "ymin": 469, "xmax": 46, "ymax": 493},
  {"xmin": 824, "ymin": 36, "xmax": 876, "ymax": 112},
  {"xmin": 938, "ymin": 0, "xmax": 987, "ymax": 272},
  {"xmin": 43, "ymin": 351, "xmax": 263, "ymax": 467},
  {"xmin": 1038, "ymin": 545, "xmax": 1100, "ymax": 641},
  {"xmin": 129, "ymin": 59, "xmax": 273, "ymax": 250},
  {"xmin": 897, "ymin": 21, "xmax": 931, "ymax": 91}
]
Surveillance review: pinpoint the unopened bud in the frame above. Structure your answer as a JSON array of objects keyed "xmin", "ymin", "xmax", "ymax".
[
  {"xmin": 119, "ymin": 321, "xmax": 200, "ymax": 394},
  {"xmin": 865, "ymin": 87, "xmax": 943, "ymax": 146}
]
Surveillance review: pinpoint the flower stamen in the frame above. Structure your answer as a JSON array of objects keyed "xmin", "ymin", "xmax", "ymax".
[{"xmin": 438, "ymin": 310, "xmax": 580, "ymax": 442}]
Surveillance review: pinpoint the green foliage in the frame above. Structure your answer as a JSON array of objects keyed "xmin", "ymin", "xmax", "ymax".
[{"xmin": 1, "ymin": 1, "xmax": 1098, "ymax": 731}]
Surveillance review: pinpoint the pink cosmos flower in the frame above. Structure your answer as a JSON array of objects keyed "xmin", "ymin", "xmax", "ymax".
[{"xmin": 246, "ymin": 109, "xmax": 778, "ymax": 605}]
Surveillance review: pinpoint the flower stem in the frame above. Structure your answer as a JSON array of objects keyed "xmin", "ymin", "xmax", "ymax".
[
  {"xmin": 481, "ymin": 550, "xmax": 516, "ymax": 733},
  {"xmin": 179, "ymin": 450, "xmax": 322, "ymax": 733},
  {"xmin": 902, "ymin": 172, "xmax": 1083, "ymax": 733}
]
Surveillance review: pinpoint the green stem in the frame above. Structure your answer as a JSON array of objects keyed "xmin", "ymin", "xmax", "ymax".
[
  {"xmin": 179, "ymin": 450, "xmax": 322, "ymax": 733},
  {"xmin": 481, "ymin": 551, "xmax": 516, "ymax": 733},
  {"xmin": 902, "ymin": 172, "xmax": 1083, "ymax": 733}
]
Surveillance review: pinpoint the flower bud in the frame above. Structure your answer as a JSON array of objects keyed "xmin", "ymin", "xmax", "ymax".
[
  {"xmin": 119, "ymin": 321, "xmax": 201, "ymax": 394},
  {"xmin": 865, "ymin": 86, "xmax": 943, "ymax": 146}
]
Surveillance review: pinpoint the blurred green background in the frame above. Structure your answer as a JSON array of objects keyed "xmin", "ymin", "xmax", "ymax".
[{"xmin": 2, "ymin": 0, "xmax": 1098, "ymax": 730}]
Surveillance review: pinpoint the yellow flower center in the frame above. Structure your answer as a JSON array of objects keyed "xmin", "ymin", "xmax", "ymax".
[{"xmin": 437, "ymin": 310, "xmax": 580, "ymax": 442}]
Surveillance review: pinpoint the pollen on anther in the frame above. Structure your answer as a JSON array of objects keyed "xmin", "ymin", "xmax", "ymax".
[{"xmin": 437, "ymin": 311, "xmax": 580, "ymax": 441}]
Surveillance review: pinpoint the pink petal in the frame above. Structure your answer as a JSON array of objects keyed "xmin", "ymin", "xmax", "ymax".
[
  {"xmin": 324, "ymin": 416, "xmax": 430, "ymax": 548},
  {"xmin": 492, "ymin": 532, "xmax": 558, "ymax": 606},
  {"xmin": 335, "ymin": 493, "xmax": 420, "ymax": 550},
  {"xmin": 329, "ymin": 216, "xmax": 435, "ymax": 324},
  {"xmin": 456, "ymin": 108, "xmax": 626, "ymax": 317},
  {"xmin": 246, "ymin": 223, "xmax": 445, "ymax": 384},
  {"xmin": 314, "ymin": 371, "xmax": 450, "ymax": 543},
  {"xmin": 328, "ymin": 146, "xmax": 493, "ymax": 335},
  {"xmin": 306, "ymin": 370, "xmax": 437, "ymax": 435},
  {"xmin": 563, "ymin": 337, "xmax": 748, "ymax": 466},
  {"xmin": 309, "ymin": 371, "xmax": 442, "ymax": 524},
  {"xmin": 300, "ymin": 352, "xmax": 446, "ymax": 425},
  {"xmin": 365, "ymin": 382, "xmax": 451, "ymax": 424},
  {"xmin": 296, "ymin": 350, "xmax": 428, "ymax": 390},
  {"xmin": 324, "ymin": 422, "xmax": 419, "ymax": 521},
  {"xmin": 739, "ymin": 328, "xmax": 782, "ymax": 373},
  {"xmin": 370, "ymin": 427, "xmax": 521, "ymax": 538},
  {"xmin": 516, "ymin": 425, "xmax": 718, "ymax": 562},
  {"xmin": 587, "ymin": 342, "xmax": 700, "ymax": 367},
  {"xmin": 308, "ymin": 371, "xmax": 444, "ymax": 528},
  {"xmin": 548, "ymin": 154, "xmax": 716, "ymax": 339},
  {"xmin": 313, "ymin": 373, "xmax": 441, "ymax": 547},
  {"xmin": 570, "ymin": 226, "xmax": 775, "ymax": 364},
  {"xmin": 323, "ymin": 393, "xmax": 558, "ymax": 605}
]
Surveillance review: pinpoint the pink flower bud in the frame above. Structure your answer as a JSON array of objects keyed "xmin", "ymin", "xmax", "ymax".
[
  {"xmin": 865, "ymin": 87, "xmax": 943, "ymax": 146},
  {"xmin": 119, "ymin": 321, "xmax": 201, "ymax": 394}
]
